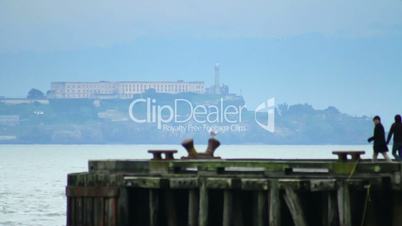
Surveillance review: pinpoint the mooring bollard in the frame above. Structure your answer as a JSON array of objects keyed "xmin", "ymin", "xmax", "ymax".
[
  {"xmin": 148, "ymin": 150, "xmax": 178, "ymax": 160},
  {"xmin": 181, "ymin": 139, "xmax": 198, "ymax": 157},
  {"xmin": 181, "ymin": 138, "xmax": 221, "ymax": 159}
]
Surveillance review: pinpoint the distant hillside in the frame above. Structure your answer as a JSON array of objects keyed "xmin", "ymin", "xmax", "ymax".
[
  {"xmin": 0, "ymin": 94, "xmax": 372, "ymax": 144},
  {"xmin": 271, "ymin": 104, "xmax": 372, "ymax": 144}
]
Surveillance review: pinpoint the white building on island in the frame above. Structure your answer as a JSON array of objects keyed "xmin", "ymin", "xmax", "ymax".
[{"xmin": 48, "ymin": 80, "xmax": 205, "ymax": 99}]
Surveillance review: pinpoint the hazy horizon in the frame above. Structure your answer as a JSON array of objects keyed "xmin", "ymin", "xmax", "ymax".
[{"xmin": 1, "ymin": 0, "xmax": 402, "ymax": 125}]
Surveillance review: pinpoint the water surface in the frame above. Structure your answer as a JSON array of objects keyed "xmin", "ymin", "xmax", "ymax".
[{"xmin": 0, "ymin": 144, "xmax": 374, "ymax": 226}]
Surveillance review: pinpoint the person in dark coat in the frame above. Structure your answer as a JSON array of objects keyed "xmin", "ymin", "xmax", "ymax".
[
  {"xmin": 387, "ymin": 114, "xmax": 402, "ymax": 160},
  {"xmin": 368, "ymin": 116, "xmax": 391, "ymax": 161}
]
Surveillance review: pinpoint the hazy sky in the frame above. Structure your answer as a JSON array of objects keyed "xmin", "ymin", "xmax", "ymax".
[{"xmin": 0, "ymin": 0, "xmax": 402, "ymax": 124}]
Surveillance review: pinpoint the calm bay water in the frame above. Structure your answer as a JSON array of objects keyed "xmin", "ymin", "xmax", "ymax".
[{"xmin": 0, "ymin": 144, "xmax": 374, "ymax": 226}]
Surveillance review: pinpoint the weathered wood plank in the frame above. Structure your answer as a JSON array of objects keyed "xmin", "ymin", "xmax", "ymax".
[
  {"xmin": 110, "ymin": 198, "xmax": 117, "ymax": 226},
  {"xmin": 170, "ymin": 178, "xmax": 199, "ymax": 189},
  {"xmin": 199, "ymin": 182, "xmax": 209, "ymax": 226},
  {"xmin": 82, "ymin": 198, "xmax": 87, "ymax": 226},
  {"xmin": 83, "ymin": 197, "xmax": 94, "ymax": 226},
  {"xmin": 254, "ymin": 191, "xmax": 266, "ymax": 226},
  {"xmin": 84, "ymin": 159, "xmax": 402, "ymax": 180},
  {"xmin": 66, "ymin": 186, "xmax": 119, "ymax": 197},
  {"xmin": 88, "ymin": 160, "xmax": 150, "ymax": 173},
  {"xmin": 206, "ymin": 178, "xmax": 235, "ymax": 189},
  {"xmin": 188, "ymin": 190, "xmax": 199, "ymax": 226},
  {"xmin": 392, "ymin": 191, "xmax": 402, "ymax": 226},
  {"xmin": 149, "ymin": 189, "xmax": 159, "ymax": 226},
  {"xmin": 104, "ymin": 198, "xmax": 117, "ymax": 226},
  {"xmin": 233, "ymin": 191, "xmax": 244, "ymax": 226},
  {"xmin": 279, "ymin": 179, "xmax": 307, "ymax": 190},
  {"xmin": 76, "ymin": 197, "xmax": 83, "ymax": 226},
  {"xmin": 310, "ymin": 179, "xmax": 336, "ymax": 191},
  {"xmin": 337, "ymin": 182, "xmax": 351, "ymax": 226},
  {"xmin": 104, "ymin": 197, "xmax": 110, "ymax": 226},
  {"xmin": 283, "ymin": 186, "xmax": 307, "ymax": 226},
  {"xmin": 322, "ymin": 192, "xmax": 338, "ymax": 226},
  {"xmin": 67, "ymin": 197, "xmax": 72, "ymax": 226},
  {"xmin": 94, "ymin": 197, "xmax": 105, "ymax": 226},
  {"xmin": 124, "ymin": 176, "xmax": 166, "ymax": 189},
  {"xmin": 69, "ymin": 197, "xmax": 76, "ymax": 226},
  {"xmin": 223, "ymin": 190, "xmax": 233, "ymax": 226},
  {"xmin": 118, "ymin": 188, "xmax": 129, "ymax": 226},
  {"xmin": 269, "ymin": 181, "xmax": 281, "ymax": 226},
  {"xmin": 165, "ymin": 190, "xmax": 177, "ymax": 226},
  {"xmin": 241, "ymin": 179, "xmax": 269, "ymax": 191},
  {"xmin": 168, "ymin": 160, "xmax": 401, "ymax": 176}
]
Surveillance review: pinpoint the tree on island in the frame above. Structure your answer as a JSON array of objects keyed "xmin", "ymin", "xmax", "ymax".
[{"xmin": 27, "ymin": 88, "xmax": 45, "ymax": 99}]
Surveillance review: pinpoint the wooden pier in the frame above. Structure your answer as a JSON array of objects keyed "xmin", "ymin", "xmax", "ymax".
[{"xmin": 66, "ymin": 156, "xmax": 402, "ymax": 226}]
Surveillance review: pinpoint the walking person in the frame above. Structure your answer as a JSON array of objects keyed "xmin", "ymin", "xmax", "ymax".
[
  {"xmin": 387, "ymin": 114, "xmax": 402, "ymax": 160},
  {"xmin": 368, "ymin": 116, "xmax": 391, "ymax": 161}
]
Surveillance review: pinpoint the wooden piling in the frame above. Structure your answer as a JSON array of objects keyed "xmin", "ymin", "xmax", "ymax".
[
  {"xmin": 83, "ymin": 197, "xmax": 94, "ymax": 226},
  {"xmin": 269, "ymin": 181, "xmax": 281, "ymax": 226},
  {"xmin": 69, "ymin": 198, "xmax": 75, "ymax": 226},
  {"xmin": 76, "ymin": 197, "xmax": 83, "ymax": 225},
  {"xmin": 93, "ymin": 197, "xmax": 104, "ymax": 226},
  {"xmin": 118, "ymin": 188, "xmax": 129, "ymax": 226},
  {"xmin": 254, "ymin": 191, "xmax": 266, "ymax": 226},
  {"xmin": 199, "ymin": 182, "xmax": 209, "ymax": 226},
  {"xmin": 104, "ymin": 198, "xmax": 110, "ymax": 226},
  {"xmin": 188, "ymin": 190, "xmax": 199, "ymax": 226},
  {"xmin": 233, "ymin": 191, "xmax": 244, "ymax": 226},
  {"xmin": 104, "ymin": 197, "xmax": 117, "ymax": 226},
  {"xmin": 283, "ymin": 186, "xmax": 307, "ymax": 226},
  {"xmin": 392, "ymin": 191, "xmax": 402, "ymax": 226},
  {"xmin": 223, "ymin": 190, "xmax": 233, "ymax": 226},
  {"xmin": 67, "ymin": 197, "xmax": 72, "ymax": 226},
  {"xmin": 149, "ymin": 189, "xmax": 159, "ymax": 226},
  {"xmin": 165, "ymin": 190, "xmax": 177, "ymax": 226},
  {"xmin": 322, "ymin": 192, "xmax": 338, "ymax": 226},
  {"xmin": 337, "ymin": 182, "xmax": 352, "ymax": 226}
]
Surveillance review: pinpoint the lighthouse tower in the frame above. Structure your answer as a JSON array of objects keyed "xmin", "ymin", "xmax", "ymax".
[{"xmin": 214, "ymin": 63, "xmax": 220, "ymax": 94}]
